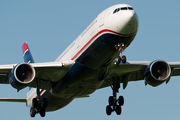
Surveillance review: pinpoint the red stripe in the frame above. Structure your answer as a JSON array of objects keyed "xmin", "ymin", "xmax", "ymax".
[
  {"xmin": 35, "ymin": 90, "xmax": 45, "ymax": 98},
  {"xmin": 22, "ymin": 42, "xmax": 28, "ymax": 55},
  {"xmin": 71, "ymin": 29, "xmax": 137, "ymax": 60}
]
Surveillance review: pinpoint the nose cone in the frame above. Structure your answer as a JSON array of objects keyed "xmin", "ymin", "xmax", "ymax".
[
  {"xmin": 119, "ymin": 11, "xmax": 139, "ymax": 35},
  {"xmin": 107, "ymin": 8, "xmax": 139, "ymax": 35}
]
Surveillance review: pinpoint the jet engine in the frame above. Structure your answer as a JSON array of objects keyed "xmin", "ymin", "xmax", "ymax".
[
  {"xmin": 144, "ymin": 60, "xmax": 171, "ymax": 87},
  {"xmin": 9, "ymin": 63, "xmax": 35, "ymax": 90}
]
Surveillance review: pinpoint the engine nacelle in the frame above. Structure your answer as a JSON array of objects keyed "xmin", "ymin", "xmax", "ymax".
[
  {"xmin": 144, "ymin": 60, "xmax": 171, "ymax": 87},
  {"xmin": 9, "ymin": 63, "xmax": 35, "ymax": 90}
]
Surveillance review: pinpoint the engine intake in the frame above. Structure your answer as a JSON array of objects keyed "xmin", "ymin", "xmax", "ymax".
[
  {"xmin": 9, "ymin": 63, "xmax": 35, "ymax": 90},
  {"xmin": 144, "ymin": 60, "xmax": 171, "ymax": 87}
]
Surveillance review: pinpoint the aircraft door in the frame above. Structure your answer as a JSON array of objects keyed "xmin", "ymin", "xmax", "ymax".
[{"xmin": 99, "ymin": 9, "xmax": 108, "ymax": 27}]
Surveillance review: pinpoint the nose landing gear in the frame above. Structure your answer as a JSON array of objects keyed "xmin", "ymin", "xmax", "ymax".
[
  {"xmin": 106, "ymin": 77, "xmax": 124, "ymax": 115},
  {"xmin": 114, "ymin": 43, "xmax": 127, "ymax": 64}
]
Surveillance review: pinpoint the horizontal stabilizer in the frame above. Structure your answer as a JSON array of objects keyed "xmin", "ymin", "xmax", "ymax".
[{"xmin": 0, "ymin": 98, "xmax": 26, "ymax": 103}]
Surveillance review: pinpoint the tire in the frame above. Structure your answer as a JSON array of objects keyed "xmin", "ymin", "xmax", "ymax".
[
  {"xmin": 115, "ymin": 105, "xmax": 122, "ymax": 115},
  {"xmin": 32, "ymin": 98, "xmax": 38, "ymax": 108},
  {"xmin": 43, "ymin": 98, "xmax": 48, "ymax": 108},
  {"xmin": 118, "ymin": 96, "xmax": 124, "ymax": 106},
  {"xmin": 108, "ymin": 96, "xmax": 114, "ymax": 106},
  {"xmin": 30, "ymin": 107, "xmax": 36, "ymax": 117},
  {"xmin": 122, "ymin": 55, "xmax": 126, "ymax": 63},
  {"xmin": 40, "ymin": 108, "xmax": 46, "ymax": 117},
  {"xmin": 117, "ymin": 56, "xmax": 121, "ymax": 64},
  {"xmin": 106, "ymin": 105, "xmax": 112, "ymax": 115}
]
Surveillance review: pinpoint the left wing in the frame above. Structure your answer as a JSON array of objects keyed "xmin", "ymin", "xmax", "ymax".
[{"xmin": 99, "ymin": 61, "xmax": 180, "ymax": 89}]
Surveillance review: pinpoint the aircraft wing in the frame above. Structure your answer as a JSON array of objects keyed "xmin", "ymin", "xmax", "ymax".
[
  {"xmin": 0, "ymin": 60, "xmax": 75, "ymax": 90},
  {"xmin": 0, "ymin": 98, "xmax": 26, "ymax": 102},
  {"xmin": 99, "ymin": 61, "xmax": 180, "ymax": 89}
]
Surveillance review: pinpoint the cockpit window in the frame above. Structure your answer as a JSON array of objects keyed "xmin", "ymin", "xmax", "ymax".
[
  {"xmin": 121, "ymin": 7, "xmax": 128, "ymax": 10},
  {"xmin": 113, "ymin": 8, "xmax": 120, "ymax": 14},
  {"xmin": 113, "ymin": 9, "xmax": 117, "ymax": 14},
  {"xmin": 128, "ymin": 7, "xmax": 133, "ymax": 10},
  {"xmin": 113, "ymin": 7, "xmax": 134, "ymax": 14},
  {"xmin": 117, "ymin": 8, "xmax": 120, "ymax": 12}
]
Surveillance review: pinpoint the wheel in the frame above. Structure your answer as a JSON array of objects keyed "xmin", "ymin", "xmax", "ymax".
[
  {"xmin": 122, "ymin": 55, "xmax": 126, "ymax": 63},
  {"xmin": 117, "ymin": 56, "xmax": 121, "ymax": 64},
  {"xmin": 32, "ymin": 98, "xmax": 38, "ymax": 108},
  {"xmin": 40, "ymin": 108, "xmax": 46, "ymax": 117},
  {"xmin": 118, "ymin": 96, "xmax": 124, "ymax": 106},
  {"xmin": 115, "ymin": 105, "xmax": 122, "ymax": 115},
  {"xmin": 106, "ymin": 105, "xmax": 112, "ymax": 115},
  {"xmin": 108, "ymin": 96, "xmax": 114, "ymax": 106},
  {"xmin": 43, "ymin": 98, "xmax": 48, "ymax": 108},
  {"xmin": 30, "ymin": 107, "xmax": 36, "ymax": 117}
]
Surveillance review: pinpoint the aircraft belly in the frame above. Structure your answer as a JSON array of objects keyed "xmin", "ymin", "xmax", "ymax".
[
  {"xmin": 51, "ymin": 64, "xmax": 106, "ymax": 98},
  {"xmin": 49, "ymin": 33, "xmax": 136, "ymax": 106},
  {"xmin": 76, "ymin": 33, "xmax": 135, "ymax": 70},
  {"xmin": 44, "ymin": 69, "xmax": 105, "ymax": 112},
  {"xmin": 44, "ymin": 92, "xmax": 74, "ymax": 112}
]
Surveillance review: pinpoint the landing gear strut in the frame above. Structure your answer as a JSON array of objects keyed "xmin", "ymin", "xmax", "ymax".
[
  {"xmin": 30, "ymin": 79, "xmax": 48, "ymax": 117},
  {"xmin": 106, "ymin": 77, "xmax": 124, "ymax": 115},
  {"xmin": 114, "ymin": 43, "xmax": 127, "ymax": 64}
]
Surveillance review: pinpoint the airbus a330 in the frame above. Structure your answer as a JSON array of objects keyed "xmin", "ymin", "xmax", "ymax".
[{"xmin": 0, "ymin": 4, "xmax": 179, "ymax": 117}]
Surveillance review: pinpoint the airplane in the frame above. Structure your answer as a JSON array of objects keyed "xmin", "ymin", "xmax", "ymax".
[{"xmin": 0, "ymin": 3, "xmax": 180, "ymax": 117}]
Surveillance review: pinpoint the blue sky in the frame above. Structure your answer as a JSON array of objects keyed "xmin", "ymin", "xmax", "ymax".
[{"xmin": 1, "ymin": 0, "xmax": 180, "ymax": 119}]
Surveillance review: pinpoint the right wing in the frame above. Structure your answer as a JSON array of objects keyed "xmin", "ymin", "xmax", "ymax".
[
  {"xmin": 0, "ymin": 42, "xmax": 75, "ymax": 91},
  {"xmin": 0, "ymin": 60, "xmax": 75, "ymax": 90}
]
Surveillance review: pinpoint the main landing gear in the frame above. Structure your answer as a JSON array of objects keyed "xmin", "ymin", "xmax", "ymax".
[
  {"xmin": 30, "ymin": 97, "xmax": 48, "ymax": 117},
  {"xmin": 30, "ymin": 80, "xmax": 48, "ymax": 117},
  {"xmin": 114, "ymin": 43, "xmax": 127, "ymax": 64},
  {"xmin": 106, "ymin": 77, "xmax": 124, "ymax": 115}
]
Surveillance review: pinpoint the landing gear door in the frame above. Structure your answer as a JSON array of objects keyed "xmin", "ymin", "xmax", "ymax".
[{"xmin": 99, "ymin": 9, "xmax": 108, "ymax": 27}]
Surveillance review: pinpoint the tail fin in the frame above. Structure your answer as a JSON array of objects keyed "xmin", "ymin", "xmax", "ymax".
[
  {"xmin": 22, "ymin": 42, "xmax": 34, "ymax": 91},
  {"xmin": 22, "ymin": 42, "xmax": 35, "ymax": 63}
]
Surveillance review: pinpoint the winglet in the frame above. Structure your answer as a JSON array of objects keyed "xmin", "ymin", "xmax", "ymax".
[{"xmin": 22, "ymin": 42, "xmax": 34, "ymax": 63}]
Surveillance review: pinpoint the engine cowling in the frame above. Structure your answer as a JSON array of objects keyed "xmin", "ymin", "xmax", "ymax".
[
  {"xmin": 9, "ymin": 63, "xmax": 35, "ymax": 90},
  {"xmin": 144, "ymin": 60, "xmax": 171, "ymax": 87}
]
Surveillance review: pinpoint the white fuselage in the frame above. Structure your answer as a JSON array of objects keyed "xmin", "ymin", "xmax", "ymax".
[
  {"xmin": 55, "ymin": 4, "xmax": 138, "ymax": 62},
  {"xmin": 26, "ymin": 4, "xmax": 139, "ymax": 112}
]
